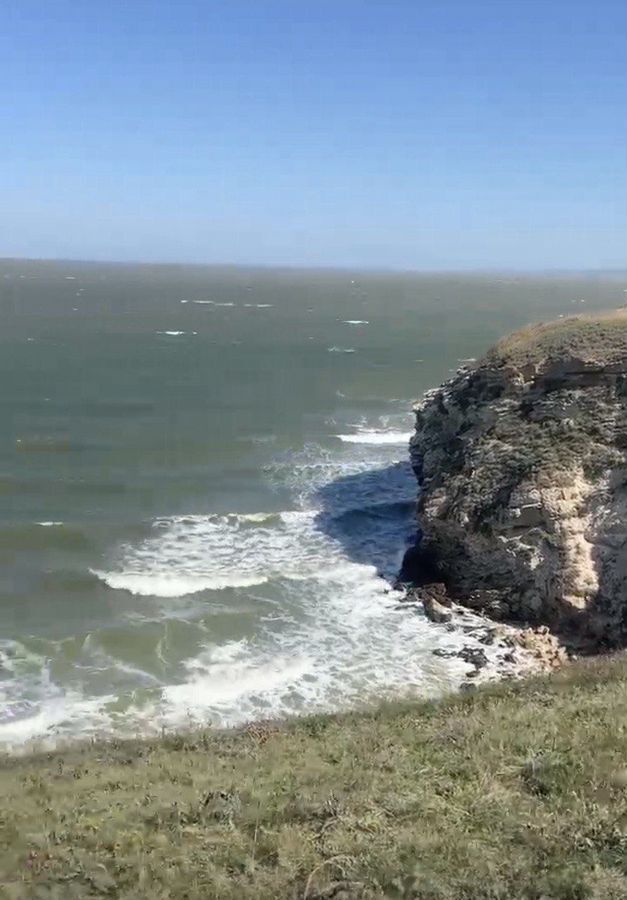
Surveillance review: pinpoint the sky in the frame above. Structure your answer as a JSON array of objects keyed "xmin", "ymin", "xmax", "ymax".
[{"xmin": 1, "ymin": 0, "xmax": 626, "ymax": 270}]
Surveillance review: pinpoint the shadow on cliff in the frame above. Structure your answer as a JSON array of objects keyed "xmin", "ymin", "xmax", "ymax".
[{"xmin": 312, "ymin": 461, "xmax": 420, "ymax": 584}]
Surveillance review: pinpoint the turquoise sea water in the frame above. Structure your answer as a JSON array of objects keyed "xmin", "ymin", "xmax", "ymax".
[{"xmin": 0, "ymin": 261, "xmax": 624, "ymax": 748}]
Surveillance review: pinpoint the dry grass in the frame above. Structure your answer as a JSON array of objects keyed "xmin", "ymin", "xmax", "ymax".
[
  {"xmin": 3, "ymin": 657, "xmax": 627, "ymax": 898},
  {"xmin": 484, "ymin": 310, "xmax": 627, "ymax": 369}
]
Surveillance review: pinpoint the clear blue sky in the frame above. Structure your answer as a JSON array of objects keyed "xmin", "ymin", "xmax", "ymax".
[{"xmin": 1, "ymin": 0, "xmax": 625, "ymax": 270}]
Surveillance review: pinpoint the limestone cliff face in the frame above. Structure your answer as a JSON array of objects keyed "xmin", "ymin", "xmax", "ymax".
[{"xmin": 409, "ymin": 314, "xmax": 627, "ymax": 645}]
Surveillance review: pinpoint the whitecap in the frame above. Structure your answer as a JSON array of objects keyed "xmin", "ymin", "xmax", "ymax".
[
  {"xmin": 328, "ymin": 347, "xmax": 356, "ymax": 353},
  {"xmin": 237, "ymin": 511, "xmax": 280, "ymax": 522},
  {"xmin": 335, "ymin": 431, "xmax": 412, "ymax": 445},
  {"xmin": 155, "ymin": 330, "xmax": 194, "ymax": 336},
  {"xmin": 343, "ymin": 320, "xmax": 369, "ymax": 325},
  {"xmin": 36, "ymin": 521, "xmax": 64, "ymax": 527},
  {"xmin": 90, "ymin": 570, "xmax": 268, "ymax": 598}
]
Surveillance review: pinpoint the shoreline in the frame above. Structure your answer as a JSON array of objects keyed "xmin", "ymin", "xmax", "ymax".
[
  {"xmin": 0, "ymin": 600, "xmax": 565, "ymax": 760},
  {"xmin": 402, "ymin": 586, "xmax": 568, "ymax": 687}
]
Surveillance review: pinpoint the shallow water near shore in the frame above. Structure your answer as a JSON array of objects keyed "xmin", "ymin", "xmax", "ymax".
[{"xmin": 0, "ymin": 261, "xmax": 624, "ymax": 750}]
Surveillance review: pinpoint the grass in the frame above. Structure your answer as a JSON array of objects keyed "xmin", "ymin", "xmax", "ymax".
[
  {"xmin": 484, "ymin": 311, "xmax": 627, "ymax": 369},
  {"xmin": 3, "ymin": 658, "xmax": 627, "ymax": 898}
]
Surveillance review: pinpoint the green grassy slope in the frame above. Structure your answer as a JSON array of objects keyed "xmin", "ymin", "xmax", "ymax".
[
  {"xmin": 3, "ymin": 657, "xmax": 627, "ymax": 899},
  {"xmin": 484, "ymin": 310, "xmax": 627, "ymax": 369}
]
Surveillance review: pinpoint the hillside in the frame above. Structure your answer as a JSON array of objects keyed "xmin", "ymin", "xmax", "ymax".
[{"xmin": 2, "ymin": 657, "xmax": 627, "ymax": 899}]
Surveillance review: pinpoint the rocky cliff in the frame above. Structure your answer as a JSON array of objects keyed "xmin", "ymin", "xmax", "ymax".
[{"xmin": 408, "ymin": 313, "xmax": 627, "ymax": 648}]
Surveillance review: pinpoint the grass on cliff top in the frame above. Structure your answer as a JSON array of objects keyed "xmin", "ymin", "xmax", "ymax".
[
  {"xmin": 3, "ymin": 658, "xmax": 627, "ymax": 899},
  {"xmin": 484, "ymin": 310, "xmax": 627, "ymax": 369}
]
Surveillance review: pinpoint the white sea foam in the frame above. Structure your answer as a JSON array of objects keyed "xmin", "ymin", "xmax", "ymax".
[
  {"xmin": 193, "ymin": 300, "xmax": 213, "ymax": 305},
  {"xmin": 90, "ymin": 569, "xmax": 268, "ymax": 597},
  {"xmin": 0, "ymin": 639, "xmax": 113, "ymax": 749},
  {"xmin": 1, "ymin": 419, "xmax": 511, "ymax": 749},
  {"xmin": 163, "ymin": 643, "xmax": 312, "ymax": 708},
  {"xmin": 91, "ymin": 510, "xmax": 323, "ymax": 600},
  {"xmin": 87, "ymin": 454, "xmax": 427, "ymax": 732},
  {"xmin": 336, "ymin": 431, "xmax": 412, "ymax": 445},
  {"xmin": 0, "ymin": 694, "xmax": 111, "ymax": 749},
  {"xmin": 237, "ymin": 511, "xmax": 279, "ymax": 522},
  {"xmin": 256, "ymin": 303, "xmax": 273, "ymax": 308},
  {"xmin": 343, "ymin": 320, "xmax": 369, "ymax": 325},
  {"xmin": 36, "ymin": 521, "xmax": 64, "ymax": 527},
  {"xmin": 328, "ymin": 346, "xmax": 356, "ymax": 353},
  {"xmin": 156, "ymin": 330, "xmax": 197, "ymax": 336},
  {"xmin": 215, "ymin": 302, "xmax": 235, "ymax": 307}
]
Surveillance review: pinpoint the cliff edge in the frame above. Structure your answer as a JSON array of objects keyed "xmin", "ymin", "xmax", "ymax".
[{"xmin": 408, "ymin": 312, "xmax": 627, "ymax": 648}]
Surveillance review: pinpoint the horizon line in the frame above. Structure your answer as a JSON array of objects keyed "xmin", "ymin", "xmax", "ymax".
[{"xmin": 1, "ymin": 256, "xmax": 626, "ymax": 278}]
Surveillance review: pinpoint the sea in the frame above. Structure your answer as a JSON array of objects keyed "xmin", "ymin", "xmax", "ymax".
[{"xmin": 0, "ymin": 260, "xmax": 624, "ymax": 750}]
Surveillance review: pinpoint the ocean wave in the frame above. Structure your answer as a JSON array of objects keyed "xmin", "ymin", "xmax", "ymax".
[
  {"xmin": 0, "ymin": 692, "xmax": 112, "ymax": 748},
  {"xmin": 90, "ymin": 509, "xmax": 319, "ymax": 601},
  {"xmin": 328, "ymin": 346, "xmax": 356, "ymax": 353},
  {"xmin": 335, "ymin": 431, "xmax": 412, "ymax": 445},
  {"xmin": 163, "ymin": 641, "xmax": 312, "ymax": 708},
  {"xmin": 1, "ymin": 423, "xmax": 503, "ymax": 749},
  {"xmin": 342, "ymin": 320, "xmax": 369, "ymax": 325},
  {"xmin": 238, "ymin": 511, "xmax": 281, "ymax": 523},
  {"xmin": 156, "ymin": 330, "xmax": 198, "ymax": 336},
  {"xmin": 90, "ymin": 570, "xmax": 268, "ymax": 598},
  {"xmin": 0, "ymin": 638, "xmax": 112, "ymax": 748},
  {"xmin": 152, "ymin": 511, "xmax": 283, "ymax": 528}
]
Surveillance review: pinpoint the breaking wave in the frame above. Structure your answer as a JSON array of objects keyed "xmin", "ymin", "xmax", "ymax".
[{"xmin": 0, "ymin": 410, "xmax": 507, "ymax": 751}]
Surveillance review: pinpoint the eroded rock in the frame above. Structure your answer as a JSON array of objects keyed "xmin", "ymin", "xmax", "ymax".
[{"xmin": 410, "ymin": 313, "xmax": 627, "ymax": 647}]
